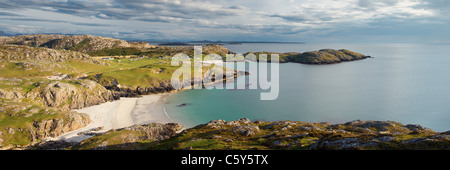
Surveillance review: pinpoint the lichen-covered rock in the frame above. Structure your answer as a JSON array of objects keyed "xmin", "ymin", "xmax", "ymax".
[
  {"xmin": 73, "ymin": 123, "xmax": 183, "ymax": 150},
  {"xmin": 227, "ymin": 118, "xmax": 251, "ymax": 126},
  {"xmin": 206, "ymin": 119, "xmax": 226, "ymax": 128},
  {"xmin": 35, "ymin": 80, "xmax": 116, "ymax": 111},
  {"xmin": 32, "ymin": 112, "xmax": 91, "ymax": 139},
  {"xmin": 0, "ymin": 89, "xmax": 24, "ymax": 100},
  {"xmin": 406, "ymin": 124, "xmax": 434, "ymax": 133},
  {"xmin": 232, "ymin": 125, "xmax": 260, "ymax": 136}
]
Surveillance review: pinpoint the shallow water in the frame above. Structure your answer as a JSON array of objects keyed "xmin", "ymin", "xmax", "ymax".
[{"xmin": 164, "ymin": 43, "xmax": 450, "ymax": 131}]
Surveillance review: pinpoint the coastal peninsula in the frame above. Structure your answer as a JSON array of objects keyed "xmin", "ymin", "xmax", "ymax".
[{"xmin": 2, "ymin": 34, "xmax": 446, "ymax": 150}]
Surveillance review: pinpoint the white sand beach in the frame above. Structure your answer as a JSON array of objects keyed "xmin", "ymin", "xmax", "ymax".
[{"xmin": 51, "ymin": 93, "xmax": 173, "ymax": 143}]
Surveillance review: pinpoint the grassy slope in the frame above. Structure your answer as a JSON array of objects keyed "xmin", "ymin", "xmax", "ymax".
[{"xmin": 0, "ymin": 43, "xmax": 234, "ymax": 148}]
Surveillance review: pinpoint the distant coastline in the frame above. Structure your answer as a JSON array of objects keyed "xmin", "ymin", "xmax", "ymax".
[{"xmin": 157, "ymin": 41, "xmax": 305, "ymax": 46}]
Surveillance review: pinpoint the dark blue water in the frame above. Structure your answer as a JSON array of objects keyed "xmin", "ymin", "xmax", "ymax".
[{"xmin": 164, "ymin": 43, "xmax": 450, "ymax": 131}]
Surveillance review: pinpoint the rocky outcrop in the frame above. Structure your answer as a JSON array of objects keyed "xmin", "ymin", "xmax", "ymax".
[
  {"xmin": 0, "ymin": 79, "xmax": 117, "ymax": 112},
  {"xmin": 87, "ymin": 69, "xmax": 247, "ymax": 98},
  {"xmin": 0, "ymin": 34, "xmax": 155, "ymax": 53},
  {"xmin": 31, "ymin": 112, "xmax": 91, "ymax": 140},
  {"xmin": 0, "ymin": 106, "xmax": 90, "ymax": 149},
  {"xmin": 33, "ymin": 80, "xmax": 118, "ymax": 111},
  {"xmin": 0, "ymin": 44, "xmax": 103, "ymax": 64},
  {"xmin": 27, "ymin": 118, "xmax": 450, "ymax": 150},
  {"xmin": 124, "ymin": 119, "xmax": 448, "ymax": 150},
  {"xmin": 0, "ymin": 89, "xmax": 24, "ymax": 100},
  {"xmin": 202, "ymin": 44, "xmax": 231, "ymax": 57},
  {"xmin": 121, "ymin": 123, "xmax": 183, "ymax": 140},
  {"xmin": 72, "ymin": 123, "xmax": 183, "ymax": 150},
  {"xmin": 107, "ymin": 82, "xmax": 175, "ymax": 97}
]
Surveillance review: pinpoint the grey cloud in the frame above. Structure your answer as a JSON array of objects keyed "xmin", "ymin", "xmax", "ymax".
[
  {"xmin": 136, "ymin": 17, "xmax": 172, "ymax": 23},
  {"xmin": 3, "ymin": 18, "xmax": 65, "ymax": 22},
  {"xmin": 70, "ymin": 22, "xmax": 112, "ymax": 27},
  {"xmin": 357, "ymin": 0, "xmax": 399, "ymax": 9},
  {"xmin": 269, "ymin": 14, "xmax": 313, "ymax": 22},
  {"xmin": 0, "ymin": 11, "xmax": 22, "ymax": 16},
  {"xmin": 0, "ymin": 0, "xmax": 446, "ymax": 42},
  {"xmin": 1, "ymin": 17, "xmax": 112, "ymax": 27},
  {"xmin": 259, "ymin": 25, "xmax": 306, "ymax": 35},
  {"xmin": 0, "ymin": 0, "xmax": 243, "ymax": 23}
]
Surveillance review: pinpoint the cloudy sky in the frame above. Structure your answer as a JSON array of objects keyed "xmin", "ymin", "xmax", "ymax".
[{"xmin": 0, "ymin": 0, "xmax": 449, "ymax": 43}]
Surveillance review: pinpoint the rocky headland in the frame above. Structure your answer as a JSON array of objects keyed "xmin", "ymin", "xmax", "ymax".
[{"xmin": 40, "ymin": 118, "xmax": 450, "ymax": 150}]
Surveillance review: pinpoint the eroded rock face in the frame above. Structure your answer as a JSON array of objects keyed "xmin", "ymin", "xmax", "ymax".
[
  {"xmin": 36, "ymin": 80, "xmax": 116, "ymax": 111},
  {"xmin": 32, "ymin": 112, "xmax": 91, "ymax": 139},
  {"xmin": 0, "ymin": 89, "xmax": 24, "ymax": 100}
]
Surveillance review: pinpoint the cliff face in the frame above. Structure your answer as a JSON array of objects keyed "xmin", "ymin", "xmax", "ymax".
[
  {"xmin": 31, "ymin": 112, "xmax": 91, "ymax": 140},
  {"xmin": 0, "ymin": 34, "xmax": 154, "ymax": 53}
]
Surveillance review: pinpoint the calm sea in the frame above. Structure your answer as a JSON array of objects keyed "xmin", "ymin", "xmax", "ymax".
[{"xmin": 164, "ymin": 43, "xmax": 450, "ymax": 131}]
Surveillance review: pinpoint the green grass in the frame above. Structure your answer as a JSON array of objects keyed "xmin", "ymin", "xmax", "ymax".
[
  {"xmin": 393, "ymin": 133, "xmax": 431, "ymax": 142},
  {"xmin": 1, "ymin": 129, "xmax": 32, "ymax": 146},
  {"xmin": 88, "ymin": 47, "xmax": 143, "ymax": 56},
  {"xmin": 0, "ymin": 106, "xmax": 57, "ymax": 128}
]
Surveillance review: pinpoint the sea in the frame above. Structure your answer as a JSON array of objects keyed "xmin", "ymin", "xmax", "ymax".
[{"xmin": 163, "ymin": 43, "xmax": 450, "ymax": 132}]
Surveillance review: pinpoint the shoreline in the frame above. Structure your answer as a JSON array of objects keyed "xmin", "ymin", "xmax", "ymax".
[
  {"xmin": 50, "ymin": 74, "xmax": 247, "ymax": 143},
  {"xmin": 50, "ymin": 93, "xmax": 174, "ymax": 143}
]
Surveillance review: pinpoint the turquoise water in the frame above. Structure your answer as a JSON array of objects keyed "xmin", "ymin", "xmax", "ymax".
[{"xmin": 164, "ymin": 43, "xmax": 450, "ymax": 131}]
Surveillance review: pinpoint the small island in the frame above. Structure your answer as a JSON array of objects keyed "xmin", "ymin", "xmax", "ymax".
[{"xmin": 243, "ymin": 49, "xmax": 371, "ymax": 64}]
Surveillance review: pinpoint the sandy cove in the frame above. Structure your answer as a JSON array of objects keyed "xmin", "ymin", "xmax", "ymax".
[
  {"xmin": 51, "ymin": 93, "xmax": 173, "ymax": 143},
  {"xmin": 49, "ymin": 72, "xmax": 245, "ymax": 143}
]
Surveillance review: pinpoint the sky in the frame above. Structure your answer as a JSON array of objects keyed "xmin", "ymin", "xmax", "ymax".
[{"xmin": 0, "ymin": 0, "xmax": 449, "ymax": 43}]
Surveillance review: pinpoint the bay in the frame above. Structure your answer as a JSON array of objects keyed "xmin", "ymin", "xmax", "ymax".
[{"xmin": 164, "ymin": 43, "xmax": 450, "ymax": 131}]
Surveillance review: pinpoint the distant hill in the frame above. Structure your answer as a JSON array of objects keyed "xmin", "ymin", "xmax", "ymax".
[
  {"xmin": 0, "ymin": 31, "xmax": 8, "ymax": 36},
  {"xmin": 0, "ymin": 34, "xmax": 155, "ymax": 53}
]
